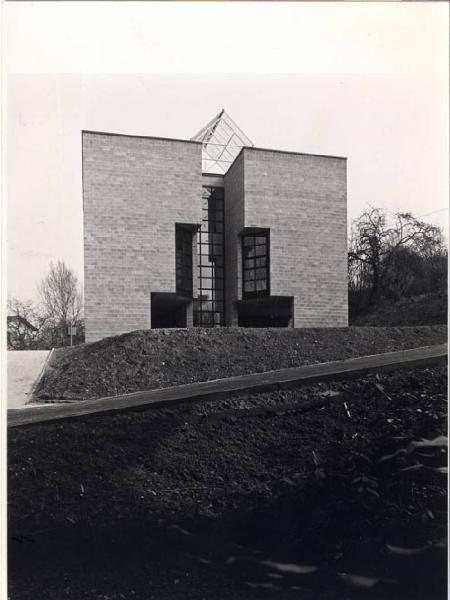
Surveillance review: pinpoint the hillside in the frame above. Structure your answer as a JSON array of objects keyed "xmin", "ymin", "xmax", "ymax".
[
  {"xmin": 35, "ymin": 325, "xmax": 447, "ymax": 402},
  {"xmin": 350, "ymin": 292, "xmax": 447, "ymax": 327}
]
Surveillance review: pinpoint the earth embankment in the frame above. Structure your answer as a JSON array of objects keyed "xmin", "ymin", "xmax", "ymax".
[{"xmin": 36, "ymin": 326, "xmax": 447, "ymax": 401}]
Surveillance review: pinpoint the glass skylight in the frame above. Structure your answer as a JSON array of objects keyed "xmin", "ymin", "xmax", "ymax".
[{"xmin": 191, "ymin": 109, "xmax": 254, "ymax": 175}]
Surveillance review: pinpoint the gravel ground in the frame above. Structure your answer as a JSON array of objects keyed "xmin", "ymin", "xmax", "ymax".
[
  {"xmin": 10, "ymin": 365, "xmax": 447, "ymax": 530},
  {"xmin": 9, "ymin": 366, "xmax": 447, "ymax": 600},
  {"xmin": 10, "ymin": 327, "xmax": 448, "ymax": 600},
  {"xmin": 36, "ymin": 326, "xmax": 446, "ymax": 401}
]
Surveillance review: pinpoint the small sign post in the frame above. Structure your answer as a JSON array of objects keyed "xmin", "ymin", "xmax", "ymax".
[{"xmin": 68, "ymin": 325, "xmax": 77, "ymax": 347}]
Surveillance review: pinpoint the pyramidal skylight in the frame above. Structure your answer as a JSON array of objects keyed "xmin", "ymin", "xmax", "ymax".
[{"xmin": 191, "ymin": 109, "xmax": 254, "ymax": 175}]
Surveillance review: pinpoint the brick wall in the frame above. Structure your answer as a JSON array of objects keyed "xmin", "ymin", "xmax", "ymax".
[
  {"xmin": 224, "ymin": 152, "xmax": 245, "ymax": 325},
  {"xmin": 83, "ymin": 132, "xmax": 202, "ymax": 342},
  {"xmin": 227, "ymin": 147, "xmax": 348, "ymax": 327}
]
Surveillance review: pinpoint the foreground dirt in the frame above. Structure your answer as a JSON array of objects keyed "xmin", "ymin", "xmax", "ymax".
[
  {"xmin": 36, "ymin": 326, "xmax": 446, "ymax": 401},
  {"xmin": 9, "ymin": 366, "xmax": 447, "ymax": 599}
]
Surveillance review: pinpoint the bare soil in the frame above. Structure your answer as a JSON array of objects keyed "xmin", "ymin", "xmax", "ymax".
[
  {"xmin": 36, "ymin": 326, "xmax": 446, "ymax": 401},
  {"xmin": 9, "ymin": 365, "xmax": 447, "ymax": 600}
]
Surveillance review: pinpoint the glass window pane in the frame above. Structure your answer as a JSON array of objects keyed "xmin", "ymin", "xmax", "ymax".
[
  {"xmin": 242, "ymin": 230, "xmax": 269, "ymax": 297},
  {"xmin": 197, "ymin": 186, "xmax": 225, "ymax": 327},
  {"xmin": 256, "ymin": 280, "xmax": 267, "ymax": 291},
  {"xmin": 200, "ymin": 266, "xmax": 213, "ymax": 274},
  {"xmin": 176, "ymin": 226, "xmax": 193, "ymax": 296}
]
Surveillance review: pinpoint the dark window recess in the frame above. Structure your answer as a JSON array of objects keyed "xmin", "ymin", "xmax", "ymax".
[
  {"xmin": 194, "ymin": 186, "xmax": 225, "ymax": 327},
  {"xmin": 151, "ymin": 292, "xmax": 189, "ymax": 328},
  {"xmin": 242, "ymin": 230, "xmax": 270, "ymax": 298},
  {"xmin": 176, "ymin": 225, "xmax": 193, "ymax": 297}
]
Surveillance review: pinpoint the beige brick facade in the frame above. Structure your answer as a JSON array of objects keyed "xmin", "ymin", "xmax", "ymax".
[
  {"xmin": 83, "ymin": 132, "xmax": 202, "ymax": 342},
  {"xmin": 237, "ymin": 148, "xmax": 348, "ymax": 327},
  {"xmin": 224, "ymin": 152, "xmax": 245, "ymax": 326}
]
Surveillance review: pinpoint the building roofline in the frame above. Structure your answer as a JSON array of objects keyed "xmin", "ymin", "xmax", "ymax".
[
  {"xmin": 237, "ymin": 145, "xmax": 347, "ymax": 162},
  {"xmin": 81, "ymin": 130, "xmax": 346, "ymax": 161},
  {"xmin": 82, "ymin": 129, "xmax": 202, "ymax": 146}
]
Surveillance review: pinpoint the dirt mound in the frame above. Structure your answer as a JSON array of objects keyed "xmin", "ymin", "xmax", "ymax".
[{"xmin": 36, "ymin": 326, "xmax": 447, "ymax": 401}]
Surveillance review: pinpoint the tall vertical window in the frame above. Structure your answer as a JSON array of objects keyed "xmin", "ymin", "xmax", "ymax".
[
  {"xmin": 242, "ymin": 230, "xmax": 270, "ymax": 298},
  {"xmin": 194, "ymin": 186, "xmax": 225, "ymax": 326},
  {"xmin": 176, "ymin": 225, "xmax": 193, "ymax": 297}
]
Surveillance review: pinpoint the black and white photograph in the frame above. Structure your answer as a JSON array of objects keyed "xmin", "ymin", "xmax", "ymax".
[{"xmin": 2, "ymin": 2, "xmax": 449, "ymax": 599}]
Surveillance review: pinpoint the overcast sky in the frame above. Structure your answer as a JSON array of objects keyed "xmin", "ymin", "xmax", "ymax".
[{"xmin": 4, "ymin": 2, "xmax": 449, "ymax": 302}]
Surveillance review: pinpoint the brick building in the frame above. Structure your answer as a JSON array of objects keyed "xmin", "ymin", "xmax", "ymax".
[{"xmin": 82, "ymin": 110, "xmax": 348, "ymax": 343}]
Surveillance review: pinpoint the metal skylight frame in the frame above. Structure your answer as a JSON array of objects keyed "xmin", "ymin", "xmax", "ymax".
[{"xmin": 191, "ymin": 109, "xmax": 254, "ymax": 175}]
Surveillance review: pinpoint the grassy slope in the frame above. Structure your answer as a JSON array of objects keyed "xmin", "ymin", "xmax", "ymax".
[
  {"xmin": 36, "ymin": 326, "xmax": 447, "ymax": 401},
  {"xmin": 350, "ymin": 291, "xmax": 447, "ymax": 327}
]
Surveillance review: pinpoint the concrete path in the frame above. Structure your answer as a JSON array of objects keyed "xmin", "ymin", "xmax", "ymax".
[{"xmin": 7, "ymin": 350, "xmax": 50, "ymax": 408}]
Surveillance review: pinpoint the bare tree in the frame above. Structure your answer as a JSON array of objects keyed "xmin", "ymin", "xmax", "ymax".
[
  {"xmin": 7, "ymin": 297, "xmax": 43, "ymax": 349},
  {"xmin": 38, "ymin": 261, "xmax": 83, "ymax": 345},
  {"xmin": 349, "ymin": 208, "xmax": 446, "ymax": 308}
]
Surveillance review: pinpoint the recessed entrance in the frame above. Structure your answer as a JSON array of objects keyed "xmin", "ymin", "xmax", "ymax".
[{"xmin": 151, "ymin": 293, "xmax": 191, "ymax": 328}]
